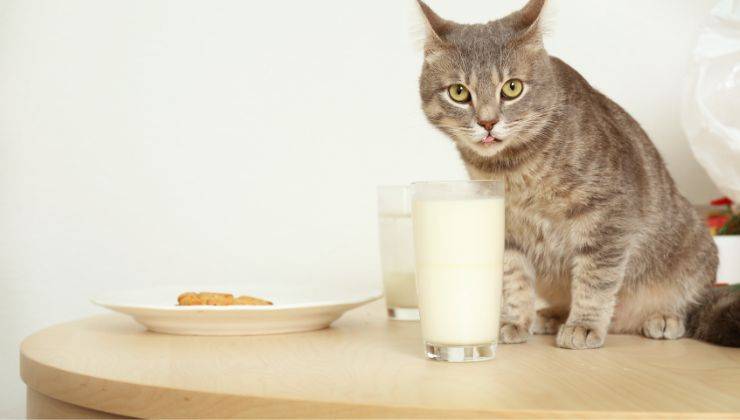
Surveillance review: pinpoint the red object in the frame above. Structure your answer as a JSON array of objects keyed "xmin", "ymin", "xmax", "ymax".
[
  {"xmin": 710, "ymin": 197, "xmax": 734, "ymax": 207},
  {"xmin": 707, "ymin": 214, "xmax": 730, "ymax": 229}
]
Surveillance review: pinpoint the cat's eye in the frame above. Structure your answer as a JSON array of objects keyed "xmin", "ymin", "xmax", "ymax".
[
  {"xmin": 501, "ymin": 79, "xmax": 524, "ymax": 100},
  {"xmin": 448, "ymin": 84, "xmax": 471, "ymax": 103}
]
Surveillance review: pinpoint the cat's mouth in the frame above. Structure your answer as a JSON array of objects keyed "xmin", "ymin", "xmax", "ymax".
[
  {"xmin": 480, "ymin": 134, "xmax": 502, "ymax": 146},
  {"xmin": 466, "ymin": 134, "xmax": 506, "ymax": 156}
]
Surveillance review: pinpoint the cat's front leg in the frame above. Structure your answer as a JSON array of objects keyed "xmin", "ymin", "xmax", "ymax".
[
  {"xmin": 499, "ymin": 249, "xmax": 536, "ymax": 344},
  {"xmin": 556, "ymin": 242, "xmax": 625, "ymax": 350}
]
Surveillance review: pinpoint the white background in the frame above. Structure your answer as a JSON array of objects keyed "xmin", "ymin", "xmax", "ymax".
[{"xmin": 0, "ymin": 0, "xmax": 719, "ymax": 416}]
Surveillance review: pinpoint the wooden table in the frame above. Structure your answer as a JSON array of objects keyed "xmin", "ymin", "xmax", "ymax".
[{"xmin": 20, "ymin": 301, "xmax": 740, "ymax": 418}]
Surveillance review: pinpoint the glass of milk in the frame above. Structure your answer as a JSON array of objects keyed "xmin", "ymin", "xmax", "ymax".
[
  {"xmin": 411, "ymin": 181, "xmax": 505, "ymax": 362},
  {"xmin": 377, "ymin": 186, "xmax": 419, "ymax": 320}
]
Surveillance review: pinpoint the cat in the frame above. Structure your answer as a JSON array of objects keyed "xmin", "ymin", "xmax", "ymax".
[{"xmin": 416, "ymin": 0, "xmax": 739, "ymax": 348}]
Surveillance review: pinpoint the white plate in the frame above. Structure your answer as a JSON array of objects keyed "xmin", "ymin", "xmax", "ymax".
[{"xmin": 92, "ymin": 285, "xmax": 383, "ymax": 336}]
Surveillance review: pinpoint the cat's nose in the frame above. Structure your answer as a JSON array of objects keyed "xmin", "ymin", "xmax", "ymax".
[{"xmin": 477, "ymin": 119, "xmax": 497, "ymax": 132}]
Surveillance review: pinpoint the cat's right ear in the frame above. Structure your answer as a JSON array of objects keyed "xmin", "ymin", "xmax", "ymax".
[
  {"xmin": 508, "ymin": 0, "xmax": 547, "ymax": 47},
  {"xmin": 415, "ymin": 0, "xmax": 455, "ymax": 57}
]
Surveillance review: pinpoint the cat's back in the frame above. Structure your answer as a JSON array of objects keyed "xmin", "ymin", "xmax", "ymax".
[
  {"xmin": 549, "ymin": 56, "xmax": 647, "ymax": 133},
  {"xmin": 542, "ymin": 55, "xmax": 715, "ymax": 291},
  {"xmin": 544, "ymin": 55, "xmax": 670, "ymax": 200},
  {"xmin": 548, "ymin": 56, "xmax": 660, "ymax": 150}
]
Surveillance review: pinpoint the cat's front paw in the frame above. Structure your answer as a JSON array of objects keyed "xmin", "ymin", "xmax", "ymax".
[
  {"xmin": 556, "ymin": 323, "xmax": 605, "ymax": 349},
  {"xmin": 499, "ymin": 323, "xmax": 529, "ymax": 344}
]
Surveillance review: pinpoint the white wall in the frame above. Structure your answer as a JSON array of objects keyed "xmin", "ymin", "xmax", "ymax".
[{"xmin": 0, "ymin": 0, "xmax": 718, "ymax": 416}]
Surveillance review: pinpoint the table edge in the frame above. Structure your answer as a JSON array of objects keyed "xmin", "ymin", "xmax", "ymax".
[{"xmin": 19, "ymin": 339, "xmax": 736, "ymax": 419}]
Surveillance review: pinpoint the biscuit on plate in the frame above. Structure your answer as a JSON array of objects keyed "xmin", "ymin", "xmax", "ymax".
[
  {"xmin": 177, "ymin": 292, "xmax": 272, "ymax": 306},
  {"xmin": 234, "ymin": 295, "xmax": 273, "ymax": 306},
  {"xmin": 178, "ymin": 292, "xmax": 234, "ymax": 306}
]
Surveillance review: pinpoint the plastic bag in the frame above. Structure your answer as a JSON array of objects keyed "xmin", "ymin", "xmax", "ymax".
[{"xmin": 683, "ymin": 0, "xmax": 740, "ymax": 202}]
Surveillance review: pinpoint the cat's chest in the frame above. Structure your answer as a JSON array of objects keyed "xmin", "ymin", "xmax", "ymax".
[{"xmin": 505, "ymin": 188, "xmax": 574, "ymax": 275}]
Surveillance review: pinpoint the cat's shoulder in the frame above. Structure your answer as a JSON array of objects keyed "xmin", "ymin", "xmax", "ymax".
[
  {"xmin": 547, "ymin": 56, "xmax": 612, "ymax": 104},
  {"xmin": 548, "ymin": 55, "xmax": 639, "ymax": 127},
  {"xmin": 548, "ymin": 56, "xmax": 591, "ymax": 88}
]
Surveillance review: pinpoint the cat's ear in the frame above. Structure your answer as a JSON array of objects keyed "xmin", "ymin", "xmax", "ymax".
[
  {"xmin": 415, "ymin": 0, "xmax": 456, "ymax": 56},
  {"xmin": 508, "ymin": 0, "xmax": 547, "ymax": 47}
]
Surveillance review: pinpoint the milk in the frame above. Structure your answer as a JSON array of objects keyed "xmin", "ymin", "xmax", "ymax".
[
  {"xmin": 381, "ymin": 271, "xmax": 417, "ymax": 308},
  {"xmin": 378, "ymin": 210, "xmax": 418, "ymax": 316},
  {"xmin": 412, "ymin": 197, "xmax": 504, "ymax": 346}
]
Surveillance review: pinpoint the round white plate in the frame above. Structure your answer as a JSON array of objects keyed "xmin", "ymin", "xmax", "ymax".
[{"xmin": 92, "ymin": 285, "xmax": 383, "ymax": 336}]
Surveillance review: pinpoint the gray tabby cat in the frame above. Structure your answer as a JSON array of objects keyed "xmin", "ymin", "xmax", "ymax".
[{"xmin": 416, "ymin": 0, "xmax": 739, "ymax": 348}]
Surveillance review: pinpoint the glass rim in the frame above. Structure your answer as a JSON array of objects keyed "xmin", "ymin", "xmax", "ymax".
[
  {"xmin": 410, "ymin": 180, "xmax": 503, "ymax": 187},
  {"xmin": 377, "ymin": 184, "xmax": 410, "ymax": 190},
  {"xmin": 410, "ymin": 180, "xmax": 504, "ymax": 200}
]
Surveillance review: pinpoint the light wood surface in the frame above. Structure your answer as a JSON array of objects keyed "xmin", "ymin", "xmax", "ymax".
[
  {"xmin": 26, "ymin": 388, "xmax": 126, "ymax": 419},
  {"xmin": 21, "ymin": 300, "xmax": 740, "ymax": 418}
]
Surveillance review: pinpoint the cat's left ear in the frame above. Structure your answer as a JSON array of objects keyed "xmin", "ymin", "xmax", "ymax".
[
  {"xmin": 508, "ymin": 0, "xmax": 547, "ymax": 47},
  {"xmin": 415, "ymin": 1, "xmax": 457, "ymax": 56}
]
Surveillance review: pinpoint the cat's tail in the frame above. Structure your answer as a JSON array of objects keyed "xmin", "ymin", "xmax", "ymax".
[{"xmin": 686, "ymin": 286, "xmax": 740, "ymax": 347}]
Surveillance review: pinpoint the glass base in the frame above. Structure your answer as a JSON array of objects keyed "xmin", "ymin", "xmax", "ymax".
[
  {"xmin": 425, "ymin": 342, "xmax": 496, "ymax": 362},
  {"xmin": 387, "ymin": 307, "xmax": 420, "ymax": 321}
]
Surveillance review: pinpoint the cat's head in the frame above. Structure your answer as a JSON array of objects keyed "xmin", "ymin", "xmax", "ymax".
[{"xmin": 417, "ymin": 0, "xmax": 558, "ymax": 159}]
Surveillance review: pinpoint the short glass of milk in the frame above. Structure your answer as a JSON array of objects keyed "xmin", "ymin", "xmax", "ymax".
[
  {"xmin": 377, "ymin": 186, "xmax": 419, "ymax": 320},
  {"xmin": 411, "ymin": 181, "xmax": 505, "ymax": 362}
]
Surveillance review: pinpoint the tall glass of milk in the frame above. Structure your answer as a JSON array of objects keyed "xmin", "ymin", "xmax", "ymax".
[
  {"xmin": 411, "ymin": 181, "xmax": 504, "ymax": 362},
  {"xmin": 377, "ymin": 186, "xmax": 419, "ymax": 320}
]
